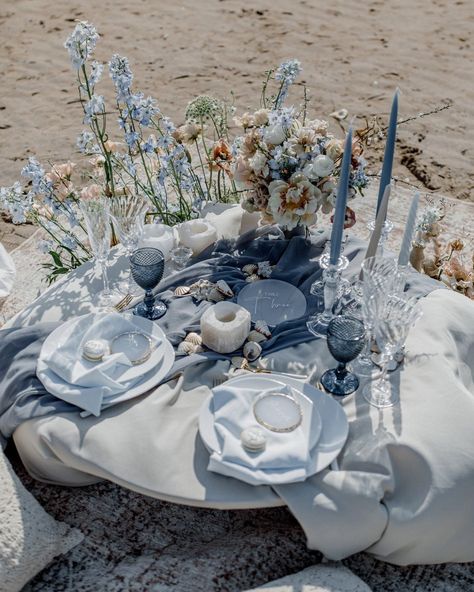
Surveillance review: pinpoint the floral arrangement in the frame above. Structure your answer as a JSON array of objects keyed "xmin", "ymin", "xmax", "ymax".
[
  {"xmin": 0, "ymin": 22, "xmax": 367, "ymax": 283},
  {"xmin": 410, "ymin": 201, "xmax": 473, "ymax": 299}
]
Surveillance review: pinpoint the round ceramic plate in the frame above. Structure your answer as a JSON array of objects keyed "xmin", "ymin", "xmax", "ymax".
[
  {"xmin": 237, "ymin": 279, "xmax": 307, "ymax": 325},
  {"xmin": 37, "ymin": 313, "xmax": 175, "ymax": 404},
  {"xmin": 199, "ymin": 374, "xmax": 348, "ymax": 484}
]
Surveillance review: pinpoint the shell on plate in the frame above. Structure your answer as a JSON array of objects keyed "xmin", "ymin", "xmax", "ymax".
[
  {"xmin": 174, "ymin": 286, "xmax": 191, "ymax": 297},
  {"xmin": 254, "ymin": 320, "xmax": 271, "ymax": 338},
  {"xmin": 242, "ymin": 263, "xmax": 258, "ymax": 275},
  {"xmin": 243, "ymin": 341, "xmax": 262, "ymax": 362},
  {"xmin": 247, "ymin": 330, "xmax": 267, "ymax": 344},
  {"xmin": 184, "ymin": 332, "xmax": 202, "ymax": 346},
  {"xmin": 246, "ymin": 274, "xmax": 260, "ymax": 283},
  {"xmin": 216, "ymin": 279, "xmax": 234, "ymax": 297}
]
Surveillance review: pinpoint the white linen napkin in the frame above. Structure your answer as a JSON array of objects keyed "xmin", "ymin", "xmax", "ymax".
[
  {"xmin": 0, "ymin": 242, "xmax": 16, "ymax": 298},
  {"xmin": 39, "ymin": 312, "xmax": 161, "ymax": 416},
  {"xmin": 208, "ymin": 383, "xmax": 313, "ymax": 485}
]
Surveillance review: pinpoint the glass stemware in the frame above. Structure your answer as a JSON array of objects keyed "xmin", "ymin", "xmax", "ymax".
[
  {"xmin": 129, "ymin": 247, "xmax": 167, "ymax": 320},
  {"xmin": 321, "ymin": 316, "xmax": 366, "ymax": 396},
  {"xmin": 170, "ymin": 245, "xmax": 193, "ymax": 271},
  {"xmin": 109, "ymin": 194, "xmax": 149, "ymax": 294},
  {"xmin": 363, "ymin": 295, "xmax": 422, "ymax": 408},
  {"xmin": 80, "ymin": 198, "xmax": 113, "ymax": 308}
]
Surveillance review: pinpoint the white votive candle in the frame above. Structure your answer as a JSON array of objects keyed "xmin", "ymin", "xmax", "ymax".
[
  {"xmin": 177, "ymin": 219, "xmax": 217, "ymax": 255},
  {"xmin": 200, "ymin": 302, "xmax": 251, "ymax": 354},
  {"xmin": 139, "ymin": 223, "xmax": 175, "ymax": 260}
]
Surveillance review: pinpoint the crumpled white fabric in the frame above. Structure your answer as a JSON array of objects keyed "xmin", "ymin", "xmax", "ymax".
[{"xmin": 0, "ymin": 242, "xmax": 16, "ymax": 298}]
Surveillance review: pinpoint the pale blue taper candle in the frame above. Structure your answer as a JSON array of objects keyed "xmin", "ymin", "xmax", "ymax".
[
  {"xmin": 398, "ymin": 192, "xmax": 420, "ymax": 266},
  {"xmin": 329, "ymin": 126, "xmax": 353, "ymax": 266},
  {"xmin": 376, "ymin": 90, "xmax": 399, "ymax": 216}
]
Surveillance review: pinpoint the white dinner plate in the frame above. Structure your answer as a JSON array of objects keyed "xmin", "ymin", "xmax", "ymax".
[
  {"xmin": 237, "ymin": 279, "xmax": 307, "ymax": 325},
  {"xmin": 199, "ymin": 373, "xmax": 348, "ymax": 483},
  {"xmin": 37, "ymin": 313, "xmax": 175, "ymax": 406}
]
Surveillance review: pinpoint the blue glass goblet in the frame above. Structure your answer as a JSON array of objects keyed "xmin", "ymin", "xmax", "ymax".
[
  {"xmin": 130, "ymin": 248, "xmax": 167, "ymax": 320},
  {"xmin": 321, "ymin": 316, "xmax": 366, "ymax": 396}
]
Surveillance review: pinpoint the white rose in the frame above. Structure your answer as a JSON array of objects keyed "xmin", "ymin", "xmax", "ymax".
[
  {"xmin": 304, "ymin": 154, "xmax": 334, "ymax": 179},
  {"xmin": 249, "ymin": 152, "xmax": 268, "ymax": 176},
  {"xmin": 253, "ymin": 109, "xmax": 269, "ymax": 126},
  {"xmin": 263, "ymin": 123, "xmax": 286, "ymax": 145}
]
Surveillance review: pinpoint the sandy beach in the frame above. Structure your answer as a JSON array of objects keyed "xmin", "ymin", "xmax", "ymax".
[{"xmin": 0, "ymin": 0, "xmax": 473, "ymax": 204}]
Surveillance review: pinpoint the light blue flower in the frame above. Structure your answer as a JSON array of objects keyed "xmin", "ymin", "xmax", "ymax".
[
  {"xmin": 64, "ymin": 22, "xmax": 99, "ymax": 70},
  {"xmin": 125, "ymin": 130, "xmax": 140, "ymax": 149},
  {"xmin": 62, "ymin": 235, "xmax": 78, "ymax": 251},
  {"xmin": 38, "ymin": 239, "xmax": 55, "ymax": 254},
  {"xmin": 89, "ymin": 61, "xmax": 103, "ymax": 87},
  {"xmin": 162, "ymin": 117, "xmax": 176, "ymax": 134},
  {"xmin": 76, "ymin": 130, "xmax": 95, "ymax": 153},
  {"xmin": 141, "ymin": 135, "xmax": 157, "ymax": 154},
  {"xmin": 275, "ymin": 59, "xmax": 302, "ymax": 84},
  {"xmin": 109, "ymin": 54, "xmax": 133, "ymax": 102},
  {"xmin": 83, "ymin": 95, "xmax": 105, "ymax": 123},
  {"xmin": 157, "ymin": 134, "xmax": 174, "ymax": 150}
]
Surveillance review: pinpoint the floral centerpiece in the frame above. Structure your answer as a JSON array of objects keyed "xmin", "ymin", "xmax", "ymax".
[{"xmin": 0, "ymin": 22, "xmax": 368, "ymax": 283}]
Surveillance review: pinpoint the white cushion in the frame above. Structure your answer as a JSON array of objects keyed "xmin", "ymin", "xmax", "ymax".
[
  {"xmin": 242, "ymin": 564, "xmax": 372, "ymax": 591},
  {"xmin": 0, "ymin": 448, "xmax": 83, "ymax": 592}
]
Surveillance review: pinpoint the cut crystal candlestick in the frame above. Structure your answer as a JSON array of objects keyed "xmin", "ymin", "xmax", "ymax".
[
  {"xmin": 367, "ymin": 219, "xmax": 394, "ymax": 258},
  {"xmin": 307, "ymin": 259, "xmax": 346, "ymax": 338}
]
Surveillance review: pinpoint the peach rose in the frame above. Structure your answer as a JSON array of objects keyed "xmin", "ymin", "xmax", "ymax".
[{"xmin": 80, "ymin": 184, "xmax": 102, "ymax": 201}]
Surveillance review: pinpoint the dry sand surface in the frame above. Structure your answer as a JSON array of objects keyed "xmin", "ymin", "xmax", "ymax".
[{"xmin": 0, "ymin": 0, "xmax": 473, "ymax": 205}]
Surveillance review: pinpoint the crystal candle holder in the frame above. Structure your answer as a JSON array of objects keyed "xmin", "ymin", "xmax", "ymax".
[
  {"xmin": 367, "ymin": 219, "xmax": 394, "ymax": 257},
  {"xmin": 306, "ymin": 258, "xmax": 346, "ymax": 338}
]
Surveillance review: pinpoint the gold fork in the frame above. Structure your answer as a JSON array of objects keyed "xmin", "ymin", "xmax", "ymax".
[{"xmin": 113, "ymin": 293, "xmax": 132, "ymax": 312}]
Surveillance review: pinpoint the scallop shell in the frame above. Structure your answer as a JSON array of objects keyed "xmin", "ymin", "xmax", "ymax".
[
  {"xmin": 246, "ymin": 274, "xmax": 260, "ymax": 283},
  {"xmin": 243, "ymin": 341, "xmax": 262, "ymax": 362},
  {"xmin": 254, "ymin": 320, "xmax": 271, "ymax": 338},
  {"xmin": 216, "ymin": 279, "xmax": 234, "ymax": 297},
  {"xmin": 231, "ymin": 356, "xmax": 250, "ymax": 370},
  {"xmin": 242, "ymin": 263, "xmax": 258, "ymax": 275},
  {"xmin": 174, "ymin": 285, "xmax": 191, "ymax": 297},
  {"xmin": 177, "ymin": 341, "xmax": 196, "ymax": 356},
  {"xmin": 184, "ymin": 332, "xmax": 202, "ymax": 346},
  {"xmin": 208, "ymin": 288, "xmax": 225, "ymax": 302},
  {"xmin": 247, "ymin": 330, "xmax": 267, "ymax": 344}
]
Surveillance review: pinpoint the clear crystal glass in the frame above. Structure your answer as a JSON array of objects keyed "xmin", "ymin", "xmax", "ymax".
[
  {"xmin": 363, "ymin": 295, "xmax": 422, "ymax": 408},
  {"xmin": 170, "ymin": 245, "xmax": 193, "ymax": 270},
  {"xmin": 80, "ymin": 198, "xmax": 113, "ymax": 308},
  {"xmin": 109, "ymin": 194, "xmax": 149, "ymax": 295}
]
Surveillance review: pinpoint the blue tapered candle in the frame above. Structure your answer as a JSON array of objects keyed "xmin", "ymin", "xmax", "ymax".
[
  {"xmin": 376, "ymin": 90, "xmax": 399, "ymax": 216},
  {"xmin": 398, "ymin": 192, "xmax": 420, "ymax": 266},
  {"xmin": 329, "ymin": 126, "xmax": 353, "ymax": 266}
]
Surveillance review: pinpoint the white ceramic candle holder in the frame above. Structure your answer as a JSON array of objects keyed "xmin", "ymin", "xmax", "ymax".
[
  {"xmin": 200, "ymin": 302, "xmax": 251, "ymax": 354},
  {"xmin": 139, "ymin": 223, "xmax": 175, "ymax": 260},
  {"xmin": 177, "ymin": 219, "xmax": 217, "ymax": 255}
]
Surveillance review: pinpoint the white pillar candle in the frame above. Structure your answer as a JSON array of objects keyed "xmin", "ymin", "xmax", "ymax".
[
  {"xmin": 200, "ymin": 302, "xmax": 251, "ymax": 354},
  {"xmin": 177, "ymin": 219, "xmax": 217, "ymax": 255},
  {"xmin": 139, "ymin": 223, "xmax": 175, "ymax": 260}
]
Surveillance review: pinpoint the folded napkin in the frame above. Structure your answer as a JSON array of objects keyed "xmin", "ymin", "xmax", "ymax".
[
  {"xmin": 38, "ymin": 312, "xmax": 160, "ymax": 416},
  {"xmin": 208, "ymin": 383, "xmax": 313, "ymax": 485},
  {"xmin": 0, "ymin": 242, "xmax": 15, "ymax": 298}
]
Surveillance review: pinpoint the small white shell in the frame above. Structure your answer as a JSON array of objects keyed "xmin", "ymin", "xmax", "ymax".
[
  {"xmin": 231, "ymin": 356, "xmax": 249, "ymax": 369},
  {"xmin": 208, "ymin": 288, "xmax": 225, "ymax": 302},
  {"xmin": 184, "ymin": 332, "xmax": 202, "ymax": 346},
  {"xmin": 330, "ymin": 108, "xmax": 348, "ymax": 121},
  {"xmin": 177, "ymin": 341, "xmax": 196, "ymax": 356},
  {"xmin": 241, "ymin": 426, "xmax": 267, "ymax": 452},
  {"xmin": 257, "ymin": 261, "xmax": 273, "ymax": 278},
  {"xmin": 255, "ymin": 320, "xmax": 271, "ymax": 338},
  {"xmin": 243, "ymin": 341, "xmax": 262, "ymax": 362},
  {"xmin": 216, "ymin": 279, "xmax": 234, "ymax": 297},
  {"xmin": 174, "ymin": 286, "xmax": 191, "ymax": 297},
  {"xmin": 246, "ymin": 274, "xmax": 260, "ymax": 283},
  {"xmin": 247, "ymin": 330, "xmax": 267, "ymax": 344},
  {"xmin": 242, "ymin": 263, "xmax": 258, "ymax": 275}
]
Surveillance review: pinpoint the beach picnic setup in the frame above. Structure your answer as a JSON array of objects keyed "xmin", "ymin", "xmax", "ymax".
[{"xmin": 1, "ymin": 19, "xmax": 474, "ymax": 592}]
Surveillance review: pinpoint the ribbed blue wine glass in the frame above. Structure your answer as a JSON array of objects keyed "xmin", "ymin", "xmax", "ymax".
[
  {"xmin": 321, "ymin": 315, "xmax": 366, "ymax": 396},
  {"xmin": 130, "ymin": 248, "xmax": 167, "ymax": 320}
]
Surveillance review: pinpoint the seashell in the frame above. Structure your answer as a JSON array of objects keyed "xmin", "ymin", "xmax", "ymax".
[
  {"xmin": 330, "ymin": 108, "xmax": 348, "ymax": 121},
  {"xmin": 174, "ymin": 286, "xmax": 191, "ymax": 297},
  {"xmin": 246, "ymin": 274, "xmax": 260, "ymax": 283},
  {"xmin": 216, "ymin": 279, "xmax": 234, "ymax": 297},
  {"xmin": 231, "ymin": 356, "xmax": 250, "ymax": 370},
  {"xmin": 257, "ymin": 261, "xmax": 273, "ymax": 278},
  {"xmin": 184, "ymin": 332, "xmax": 202, "ymax": 346},
  {"xmin": 254, "ymin": 320, "xmax": 271, "ymax": 338},
  {"xmin": 208, "ymin": 288, "xmax": 225, "ymax": 302},
  {"xmin": 177, "ymin": 341, "xmax": 196, "ymax": 356},
  {"xmin": 247, "ymin": 330, "xmax": 267, "ymax": 344},
  {"xmin": 243, "ymin": 341, "xmax": 262, "ymax": 362},
  {"xmin": 242, "ymin": 263, "xmax": 258, "ymax": 275}
]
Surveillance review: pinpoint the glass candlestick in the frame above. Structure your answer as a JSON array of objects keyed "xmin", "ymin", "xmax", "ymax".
[
  {"xmin": 307, "ymin": 258, "xmax": 346, "ymax": 338},
  {"xmin": 367, "ymin": 219, "xmax": 394, "ymax": 257},
  {"xmin": 310, "ymin": 237, "xmax": 350, "ymax": 298}
]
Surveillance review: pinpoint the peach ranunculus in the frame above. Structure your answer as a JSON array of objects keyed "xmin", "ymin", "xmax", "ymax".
[
  {"xmin": 209, "ymin": 139, "xmax": 233, "ymax": 173},
  {"xmin": 80, "ymin": 184, "xmax": 102, "ymax": 201},
  {"xmin": 233, "ymin": 156, "xmax": 254, "ymax": 187},
  {"xmin": 267, "ymin": 172, "xmax": 321, "ymax": 230},
  {"xmin": 47, "ymin": 162, "xmax": 76, "ymax": 184}
]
